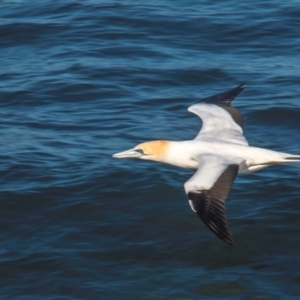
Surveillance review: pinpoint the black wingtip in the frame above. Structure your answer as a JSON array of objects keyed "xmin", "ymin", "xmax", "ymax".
[
  {"xmin": 208, "ymin": 221, "xmax": 234, "ymax": 246},
  {"xmin": 189, "ymin": 191, "xmax": 235, "ymax": 246},
  {"xmin": 225, "ymin": 236, "xmax": 234, "ymax": 246},
  {"xmin": 196, "ymin": 83, "xmax": 246, "ymax": 105},
  {"xmin": 237, "ymin": 83, "xmax": 245, "ymax": 92}
]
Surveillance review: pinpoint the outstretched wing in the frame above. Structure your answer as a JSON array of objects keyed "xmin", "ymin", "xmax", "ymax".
[
  {"xmin": 184, "ymin": 155, "xmax": 240, "ymax": 245},
  {"xmin": 188, "ymin": 84, "xmax": 248, "ymax": 145}
]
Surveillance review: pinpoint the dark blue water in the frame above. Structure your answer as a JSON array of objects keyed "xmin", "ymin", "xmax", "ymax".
[{"xmin": 1, "ymin": 1, "xmax": 300, "ymax": 299}]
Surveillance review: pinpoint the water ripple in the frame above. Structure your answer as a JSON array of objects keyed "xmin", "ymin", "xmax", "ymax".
[{"xmin": 0, "ymin": 0, "xmax": 300, "ymax": 298}]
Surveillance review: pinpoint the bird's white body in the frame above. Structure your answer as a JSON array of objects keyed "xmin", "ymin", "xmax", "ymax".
[
  {"xmin": 113, "ymin": 84, "xmax": 300, "ymax": 245},
  {"xmin": 160, "ymin": 140, "xmax": 291, "ymax": 171}
]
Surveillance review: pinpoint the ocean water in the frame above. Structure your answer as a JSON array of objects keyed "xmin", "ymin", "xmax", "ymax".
[{"xmin": 0, "ymin": 1, "xmax": 300, "ymax": 299}]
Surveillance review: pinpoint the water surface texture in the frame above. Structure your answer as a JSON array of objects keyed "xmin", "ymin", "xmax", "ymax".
[{"xmin": 1, "ymin": 1, "xmax": 300, "ymax": 299}]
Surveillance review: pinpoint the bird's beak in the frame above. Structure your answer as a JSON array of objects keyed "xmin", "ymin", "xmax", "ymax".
[{"xmin": 112, "ymin": 148, "xmax": 142, "ymax": 159}]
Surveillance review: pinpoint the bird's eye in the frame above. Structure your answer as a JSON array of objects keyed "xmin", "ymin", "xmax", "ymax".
[{"xmin": 135, "ymin": 149, "xmax": 145, "ymax": 155}]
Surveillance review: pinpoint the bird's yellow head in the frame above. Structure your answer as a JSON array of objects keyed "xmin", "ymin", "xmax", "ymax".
[{"xmin": 113, "ymin": 140, "xmax": 170, "ymax": 161}]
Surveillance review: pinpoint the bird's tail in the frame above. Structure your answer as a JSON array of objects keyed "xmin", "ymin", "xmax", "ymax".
[{"xmin": 284, "ymin": 155, "xmax": 300, "ymax": 162}]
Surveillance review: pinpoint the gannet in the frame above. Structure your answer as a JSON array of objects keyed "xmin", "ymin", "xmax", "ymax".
[{"xmin": 113, "ymin": 84, "xmax": 300, "ymax": 245}]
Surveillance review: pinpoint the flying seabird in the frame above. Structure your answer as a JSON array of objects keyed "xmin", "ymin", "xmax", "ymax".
[{"xmin": 113, "ymin": 84, "xmax": 300, "ymax": 245}]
